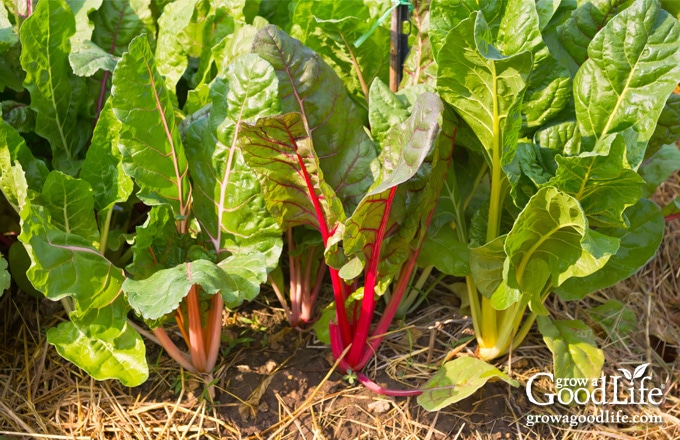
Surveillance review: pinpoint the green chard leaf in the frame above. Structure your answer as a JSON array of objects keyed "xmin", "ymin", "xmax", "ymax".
[
  {"xmin": 401, "ymin": 0, "xmax": 437, "ymax": 88},
  {"xmin": 504, "ymin": 187, "xmax": 617, "ymax": 307},
  {"xmin": 537, "ymin": 316, "xmax": 604, "ymax": 387},
  {"xmin": 550, "ymin": 0, "xmax": 630, "ymax": 76},
  {"xmin": 587, "ymin": 299, "xmax": 639, "ymax": 344},
  {"xmin": 555, "ymin": 199, "xmax": 664, "ymax": 300},
  {"xmin": 47, "ymin": 297, "xmax": 148, "ymax": 387},
  {"xmin": 127, "ymin": 206, "xmax": 187, "ymax": 280},
  {"xmin": 20, "ymin": 0, "xmax": 91, "ymax": 175},
  {"xmin": 211, "ymin": 16, "xmax": 269, "ymax": 77},
  {"xmin": 574, "ymin": 0, "xmax": 680, "ymax": 160},
  {"xmin": 417, "ymin": 225, "xmax": 470, "ymax": 277},
  {"xmin": 154, "ymin": 0, "xmax": 199, "ymax": 90},
  {"xmin": 290, "ymin": 0, "xmax": 390, "ymax": 108},
  {"xmin": 418, "ymin": 357, "xmax": 519, "ymax": 411},
  {"xmin": 184, "ymin": 54, "xmax": 282, "ymax": 268},
  {"xmin": 0, "ymin": 254, "xmax": 9, "ymax": 296},
  {"xmin": 81, "ymin": 100, "xmax": 133, "ymax": 212},
  {"xmin": 637, "ymin": 144, "xmax": 680, "ymax": 198},
  {"xmin": 662, "ymin": 195, "xmax": 680, "ymax": 218},
  {"xmin": 19, "ymin": 172, "xmax": 124, "ymax": 312},
  {"xmin": 91, "ymin": 0, "xmax": 156, "ymax": 58},
  {"xmin": 217, "ymin": 252, "xmax": 268, "ymax": 308},
  {"xmin": 436, "ymin": 7, "xmax": 533, "ymax": 169},
  {"xmin": 111, "ymin": 36, "xmax": 191, "ymax": 219},
  {"xmin": 534, "ymin": 120, "xmax": 581, "ymax": 155},
  {"xmin": 1, "ymin": 101, "xmax": 36, "ymax": 133},
  {"xmin": 174, "ymin": 0, "xmax": 237, "ymax": 88},
  {"xmin": 126, "ymin": 254, "xmax": 266, "ymax": 320},
  {"xmin": 65, "ymin": 0, "xmax": 116, "ymax": 76},
  {"xmin": 547, "ymin": 132, "xmax": 645, "ymax": 228},
  {"xmin": 429, "ymin": 0, "xmax": 490, "ymax": 56},
  {"xmin": 647, "ymin": 95, "xmax": 680, "ymax": 159},
  {"xmin": 252, "ymin": 25, "xmax": 377, "ymax": 212},
  {"xmin": 0, "ymin": 121, "xmax": 48, "ymax": 212}
]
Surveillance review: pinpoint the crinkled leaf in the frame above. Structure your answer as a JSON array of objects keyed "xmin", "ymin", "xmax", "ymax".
[
  {"xmin": 69, "ymin": 40, "xmax": 118, "ymax": 76},
  {"xmin": 534, "ymin": 120, "xmax": 581, "ymax": 155},
  {"xmin": 184, "ymin": 54, "xmax": 281, "ymax": 267},
  {"xmin": 65, "ymin": 0, "xmax": 110, "ymax": 76},
  {"xmin": 81, "ymin": 100, "xmax": 132, "ymax": 212},
  {"xmin": 19, "ymin": 174, "xmax": 122, "ymax": 312},
  {"xmin": 556, "ymin": 199, "xmax": 664, "ymax": 300},
  {"xmin": 211, "ymin": 17, "xmax": 268, "ymax": 77},
  {"xmin": 537, "ymin": 316, "xmax": 604, "ymax": 386},
  {"xmin": 504, "ymin": 142, "xmax": 558, "ymax": 207},
  {"xmin": 180, "ymin": 0, "xmax": 236, "ymax": 88},
  {"xmin": 41, "ymin": 171, "xmax": 99, "ymax": 244},
  {"xmin": 111, "ymin": 36, "xmax": 191, "ymax": 218},
  {"xmin": 429, "ymin": 0, "xmax": 488, "ymax": 56},
  {"xmin": 368, "ymin": 79, "xmax": 432, "ymax": 145},
  {"xmin": 547, "ymin": 133, "xmax": 645, "ymax": 228},
  {"xmin": 217, "ymin": 252, "xmax": 268, "ymax": 308},
  {"xmin": 1, "ymin": 101, "xmax": 36, "ymax": 133},
  {"xmin": 47, "ymin": 298, "xmax": 148, "ymax": 387},
  {"xmin": 19, "ymin": 209, "xmax": 123, "ymax": 311},
  {"xmin": 91, "ymin": 0, "xmax": 156, "ymax": 58},
  {"xmin": 522, "ymin": 53, "xmax": 571, "ymax": 129},
  {"xmin": 20, "ymin": 0, "xmax": 90, "ymax": 175},
  {"xmin": 469, "ymin": 235, "xmax": 506, "ymax": 298},
  {"xmin": 418, "ymin": 357, "xmax": 519, "ymax": 411},
  {"xmin": 418, "ymin": 225, "xmax": 470, "ymax": 277},
  {"xmin": 638, "ymin": 144, "xmax": 680, "ymax": 197},
  {"xmin": 587, "ymin": 299, "xmax": 638, "ymax": 343},
  {"xmin": 66, "ymin": 0, "xmax": 103, "ymax": 51},
  {"xmin": 574, "ymin": 0, "xmax": 680, "ymax": 158},
  {"xmin": 155, "ymin": 0, "xmax": 199, "ymax": 90},
  {"xmin": 400, "ymin": 0, "xmax": 437, "ymax": 88},
  {"xmin": 647, "ymin": 95, "xmax": 680, "ymax": 159},
  {"xmin": 239, "ymin": 113, "xmax": 345, "ymax": 232},
  {"xmin": 552, "ymin": 0, "xmax": 630, "ymax": 76},
  {"xmin": 0, "ymin": 121, "xmax": 48, "ymax": 212},
  {"xmin": 436, "ymin": 11, "xmax": 533, "ymax": 168},
  {"xmin": 505, "ymin": 187, "xmax": 616, "ymax": 300},
  {"xmin": 125, "ymin": 259, "xmax": 236, "ymax": 320},
  {"xmin": 252, "ymin": 25, "xmax": 377, "ymax": 212},
  {"xmin": 291, "ymin": 0, "xmax": 390, "ymax": 107},
  {"xmin": 127, "ymin": 206, "xmax": 188, "ymax": 280}
]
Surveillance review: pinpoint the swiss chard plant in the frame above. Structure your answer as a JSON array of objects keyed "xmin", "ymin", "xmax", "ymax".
[
  {"xmin": 0, "ymin": 0, "xmax": 284, "ymax": 385},
  {"xmin": 417, "ymin": 0, "xmax": 680, "ymax": 409},
  {"xmin": 255, "ymin": 0, "xmax": 392, "ymax": 330},
  {"xmin": 238, "ymin": 25, "xmax": 456, "ymax": 395}
]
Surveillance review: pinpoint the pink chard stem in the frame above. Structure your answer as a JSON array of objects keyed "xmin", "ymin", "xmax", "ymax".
[{"xmin": 347, "ymin": 186, "xmax": 398, "ymax": 367}]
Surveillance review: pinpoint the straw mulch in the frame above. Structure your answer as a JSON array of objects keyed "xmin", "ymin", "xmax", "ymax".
[{"xmin": 1, "ymin": 173, "xmax": 678, "ymax": 439}]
